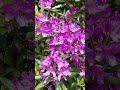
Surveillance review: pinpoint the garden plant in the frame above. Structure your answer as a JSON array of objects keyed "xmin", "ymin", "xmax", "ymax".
[{"xmin": 35, "ymin": 0, "xmax": 85, "ymax": 90}]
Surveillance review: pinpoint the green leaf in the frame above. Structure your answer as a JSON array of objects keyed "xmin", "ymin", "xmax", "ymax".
[
  {"xmin": 55, "ymin": 81, "xmax": 68, "ymax": 90},
  {"xmin": 35, "ymin": 5, "xmax": 39, "ymax": 15},
  {"xmin": 1, "ymin": 85, "xmax": 4, "ymax": 90},
  {"xmin": 56, "ymin": 83, "xmax": 62, "ymax": 90},
  {"xmin": 0, "ymin": 18, "xmax": 5, "ymax": 27},
  {"xmin": 104, "ymin": 64, "xmax": 120, "ymax": 72},
  {"xmin": 105, "ymin": 76, "xmax": 120, "ymax": 85},
  {"xmin": 60, "ymin": 81, "xmax": 67, "ymax": 90},
  {"xmin": 35, "ymin": 76, "xmax": 41, "ymax": 80},
  {"xmin": 52, "ymin": 4, "xmax": 62, "ymax": 10},
  {"xmin": 26, "ymin": 31, "xmax": 34, "ymax": 39},
  {"xmin": 4, "ymin": 47, "xmax": 16, "ymax": 66},
  {"xmin": 35, "ymin": 59, "xmax": 40, "ymax": 64},
  {"xmin": 1, "ymin": 68, "xmax": 14, "ymax": 76},
  {"xmin": 35, "ymin": 82, "xmax": 45, "ymax": 90},
  {"xmin": 2, "ymin": 0, "xmax": 14, "ymax": 3},
  {"xmin": 14, "ymin": 37, "xmax": 22, "ymax": 51},
  {"xmin": 0, "ymin": 77, "xmax": 14, "ymax": 90},
  {"xmin": 114, "ymin": 0, "xmax": 120, "ymax": 6},
  {"xmin": 56, "ymin": 0, "xmax": 66, "ymax": 2},
  {"xmin": 11, "ymin": 69, "xmax": 21, "ymax": 77},
  {"xmin": 35, "ymin": 62, "xmax": 39, "ymax": 70},
  {"xmin": 71, "ymin": 67, "xmax": 80, "ymax": 76},
  {"xmin": 77, "ymin": 78, "xmax": 85, "ymax": 87},
  {"xmin": 0, "ymin": 28, "xmax": 8, "ymax": 35},
  {"xmin": 40, "ymin": 6, "xmax": 44, "ymax": 13},
  {"xmin": 75, "ymin": 0, "xmax": 80, "ymax": 2}
]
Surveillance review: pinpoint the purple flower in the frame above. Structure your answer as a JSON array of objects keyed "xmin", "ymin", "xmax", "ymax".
[
  {"xmin": 95, "ymin": 42, "xmax": 120, "ymax": 66},
  {"xmin": 48, "ymin": 85, "xmax": 54, "ymax": 90},
  {"xmin": 35, "ymin": 7, "xmax": 85, "ymax": 83},
  {"xmin": 35, "ymin": 12, "xmax": 48, "ymax": 23},
  {"xmin": 69, "ymin": 22, "xmax": 81, "ymax": 32},
  {"xmin": 86, "ymin": 48, "xmax": 96, "ymax": 66},
  {"xmin": 39, "ymin": 0, "xmax": 54, "ymax": 9},
  {"xmin": 12, "ymin": 70, "xmax": 35, "ymax": 90},
  {"xmin": 70, "ymin": 53, "xmax": 79, "ymax": 61},
  {"xmin": 40, "ymin": 51, "xmax": 71, "ymax": 83},
  {"xmin": 86, "ymin": 65, "xmax": 104, "ymax": 85},
  {"xmin": 64, "ymin": 6, "xmax": 80, "ymax": 19},
  {"xmin": 79, "ymin": 69, "xmax": 85, "ymax": 76}
]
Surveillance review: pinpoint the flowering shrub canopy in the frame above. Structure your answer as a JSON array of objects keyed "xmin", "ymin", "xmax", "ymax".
[{"xmin": 35, "ymin": 0, "xmax": 85, "ymax": 89}]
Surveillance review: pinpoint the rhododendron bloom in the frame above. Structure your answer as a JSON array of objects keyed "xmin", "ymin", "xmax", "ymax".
[
  {"xmin": 39, "ymin": 0, "xmax": 54, "ymax": 9},
  {"xmin": 35, "ymin": 6, "xmax": 85, "ymax": 84},
  {"xmin": 40, "ymin": 52, "xmax": 71, "ymax": 83}
]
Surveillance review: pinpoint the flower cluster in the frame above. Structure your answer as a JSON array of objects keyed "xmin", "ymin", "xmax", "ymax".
[
  {"xmin": 40, "ymin": 51, "xmax": 71, "ymax": 83},
  {"xmin": 36, "ymin": 6, "xmax": 85, "ymax": 82},
  {"xmin": 35, "ymin": 13, "xmax": 85, "ymax": 55},
  {"xmin": 65, "ymin": 6, "xmax": 80, "ymax": 18},
  {"xmin": 39, "ymin": 0, "xmax": 54, "ymax": 9}
]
